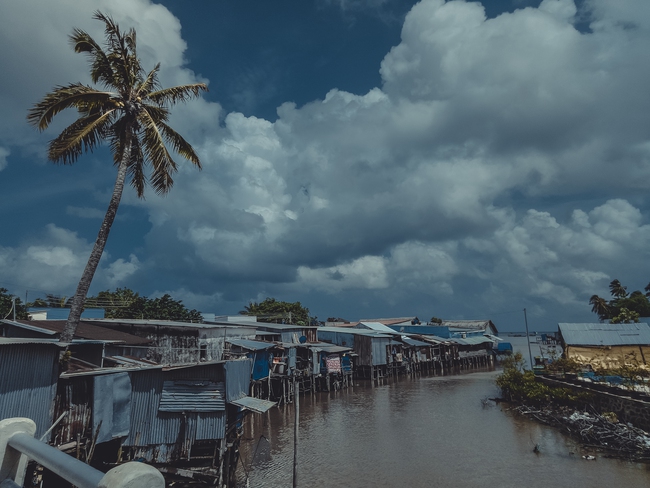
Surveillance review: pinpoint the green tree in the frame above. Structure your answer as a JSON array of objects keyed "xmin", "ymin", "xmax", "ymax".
[
  {"xmin": 588, "ymin": 280, "xmax": 650, "ymax": 322},
  {"xmin": 240, "ymin": 297, "xmax": 311, "ymax": 325},
  {"xmin": 28, "ymin": 12, "xmax": 207, "ymax": 342},
  {"xmin": 589, "ymin": 294, "xmax": 610, "ymax": 321},
  {"xmin": 609, "ymin": 279, "xmax": 628, "ymax": 298},
  {"xmin": 0, "ymin": 288, "xmax": 27, "ymax": 320},
  {"xmin": 87, "ymin": 288, "xmax": 202, "ymax": 322},
  {"xmin": 87, "ymin": 287, "xmax": 147, "ymax": 319},
  {"xmin": 143, "ymin": 294, "xmax": 203, "ymax": 322}
]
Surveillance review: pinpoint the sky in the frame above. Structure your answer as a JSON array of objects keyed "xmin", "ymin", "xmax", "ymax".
[{"xmin": 1, "ymin": 0, "xmax": 650, "ymax": 331}]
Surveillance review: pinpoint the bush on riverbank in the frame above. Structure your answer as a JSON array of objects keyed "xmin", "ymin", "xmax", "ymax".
[{"xmin": 496, "ymin": 353, "xmax": 589, "ymax": 406}]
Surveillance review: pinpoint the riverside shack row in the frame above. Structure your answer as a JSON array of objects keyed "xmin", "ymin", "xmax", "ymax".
[{"xmin": 0, "ymin": 315, "xmax": 497, "ymax": 486}]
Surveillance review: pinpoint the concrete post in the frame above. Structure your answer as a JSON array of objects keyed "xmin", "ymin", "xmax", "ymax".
[
  {"xmin": 98, "ymin": 462, "xmax": 165, "ymax": 488},
  {"xmin": 0, "ymin": 418, "xmax": 36, "ymax": 486}
]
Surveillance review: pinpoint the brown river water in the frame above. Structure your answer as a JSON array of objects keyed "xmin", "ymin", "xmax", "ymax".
[{"xmin": 235, "ymin": 337, "xmax": 650, "ymax": 487}]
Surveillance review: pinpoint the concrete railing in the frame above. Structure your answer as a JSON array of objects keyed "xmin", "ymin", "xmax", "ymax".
[{"xmin": 0, "ymin": 418, "xmax": 164, "ymax": 488}]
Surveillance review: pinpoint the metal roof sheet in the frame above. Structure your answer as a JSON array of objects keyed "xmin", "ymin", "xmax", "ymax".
[
  {"xmin": 230, "ymin": 396, "xmax": 276, "ymax": 413},
  {"xmin": 3, "ymin": 319, "xmax": 151, "ymax": 345},
  {"xmin": 252, "ymin": 323, "xmax": 316, "ymax": 331},
  {"xmin": 0, "ymin": 337, "xmax": 64, "ymax": 346},
  {"xmin": 400, "ymin": 336, "xmax": 431, "ymax": 347},
  {"xmin": 558, "ymin": 322, "xmax": 650, "ymax": 346},
  {"xmin": 227, "ymin": 338, "xmax": 277, "ymax": 350},
  {"xmin": 452, "ymin": 336, "xmax": 493, "ymax": 346},
  {"xmin": 159, "ymin": 380, "xmax": 225, "ymax": 412},
  {"xmin": 357, "ymin": 322, "xmax": 400, "ymax": 333},
  {"xmin": 318, "ymin": 327, "xmax": 393, "ymax": 338},
  {"xmin": 309, "ymin": 343, "xmax": 353, "ymax": 353}
]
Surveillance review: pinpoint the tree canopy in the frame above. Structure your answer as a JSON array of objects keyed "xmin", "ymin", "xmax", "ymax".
[
  {"xmin": 0, "ymin": 288, "xmax": 27, "ymax": 320},
  {"xmin": 589, "ymin": 280, "xmax": 650, "ymax": 323},
  {"xmin": 87, "ymin": 288, "xmax": 203, "ymax": 322},
  {"xmin": 24, "ymin": 287, "xmax": 203, "ymax": 322},
  {"xmin": 240, "ymin": 297, "xmax": 312, "ymax": 326}
]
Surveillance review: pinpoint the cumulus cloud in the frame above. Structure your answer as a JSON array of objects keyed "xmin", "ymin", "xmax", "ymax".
[
  {"xmin": 3, "ymin": 0, "xmax": 650, "ymax": 328},
  {"xmin": 0, "ymin": 224, "xmax": 140, "ymax": 296},
  {"xmin": 0, "ymin": 147, "xmax": 8, "ymax": 171}
]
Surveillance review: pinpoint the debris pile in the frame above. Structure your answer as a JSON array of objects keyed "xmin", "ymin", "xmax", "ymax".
[{"xmin": 514, "ymin": 405, "xmax": 650, "ymax": 460}]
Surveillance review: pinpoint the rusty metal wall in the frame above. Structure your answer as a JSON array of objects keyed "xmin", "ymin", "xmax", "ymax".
[
  {"xmin": 0, "ymin": 342, "xmax": 60, "ymax": 438},
  {"xmin": 52, "ymin": 376, "xmax": 92, "ymax": 445}
]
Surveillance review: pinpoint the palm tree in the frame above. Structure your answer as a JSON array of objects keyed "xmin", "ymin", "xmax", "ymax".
[
  {"xmin": 589, "ymin": 294, "xmax": 610, "ymax": 321},
  {"xmin": 608, "ymin": 279, "xmax": 628, "ymax": 298},
  {"xmin": 28, "ymin": 12, "xmax": 207, "ymax": 342}
]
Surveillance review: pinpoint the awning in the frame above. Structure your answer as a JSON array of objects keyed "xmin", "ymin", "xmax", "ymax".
[{"xmin": 230, "ymin": 396, "xmax": 277, "ymax": 414}]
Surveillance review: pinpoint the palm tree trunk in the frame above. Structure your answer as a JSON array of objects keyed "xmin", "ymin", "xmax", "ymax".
[{"xmin": 60, "ymin": 143, "xmax": 131, "ymax": 342}]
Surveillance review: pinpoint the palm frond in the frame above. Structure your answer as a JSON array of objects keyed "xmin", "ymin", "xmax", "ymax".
[
  {"xmin": 69, "ymin": 29, "xmax": 114, "ymax": 87},
  {"xmin": 94, "ymin": 11, "xmax": 142, "ymax": 94},
  {"xmin": 136, "ymin": 64, "xmax": 161, "ymax": 98},
  {"xmin": 48, "ymin": 109, "xmax": 116, "ymax": 164},
  {"xmin": 28, "ymin": 84, "xmax": 115, "ymax": 131},
  {"xmin": 126, "ymin": 136, "xmax": 147, "ymax": 197},
  {"xmin": 139, "ymin": 110, "xmax": 177, "ymax": 195},
  {"xmin": 158, "ymin": 120, "xmax": 202, "ymax": 168},
  {"xmin": 146, "ymin": 83, "xmax": 207, "ymax": 106}
]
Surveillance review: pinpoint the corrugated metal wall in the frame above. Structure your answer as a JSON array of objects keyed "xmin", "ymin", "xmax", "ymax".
[
  {"xmin": 0, "ymin": 343, "xmax": 59, "ymax": 438},
  {"xmin": 124, "ymin": 368, "xmax": 226, "ymax": 462},
  {"xmin": 93, "ymin": 373, "xmax": 132, "ymax": 443},
  {"xmin": 371, "ymin": 337, "xmax": 390, "ymax": 366},
  {"xmin": 224, "ymin": 359, "xmax": 253, "ymax": 401}
]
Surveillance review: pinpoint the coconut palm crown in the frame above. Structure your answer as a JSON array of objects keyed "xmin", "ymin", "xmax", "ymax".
[{"xmin": 28, "ymin": 11, "xmax": 207, "ymax": 342}]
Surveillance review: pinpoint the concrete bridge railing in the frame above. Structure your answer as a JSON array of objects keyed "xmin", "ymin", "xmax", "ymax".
[{"xmin": 0, "ymin": 418, "xmax": 164, "ymax": 488}]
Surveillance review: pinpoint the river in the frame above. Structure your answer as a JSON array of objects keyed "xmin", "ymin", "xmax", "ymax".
[{"xmin": 235, "ymin": 336, "xmax": 650, "ymax": 487}]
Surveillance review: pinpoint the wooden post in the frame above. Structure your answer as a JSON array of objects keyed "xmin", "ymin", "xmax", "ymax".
[{"xmin": 293, "ymin": 375, "xmax": 299, "ymax": 488}]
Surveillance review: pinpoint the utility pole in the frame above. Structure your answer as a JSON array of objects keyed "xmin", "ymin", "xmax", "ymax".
[
  {"xmin": 523, "ymin": 308, "xmax": 534, "ymax": 369},
  {"xmin": 11, "ymin": 296, "xmax": 16, "ymax": 321}
]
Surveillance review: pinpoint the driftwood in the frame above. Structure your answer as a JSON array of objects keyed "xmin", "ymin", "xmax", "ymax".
[{"xmin": 513, "ymin": 405, "xmax": 650, "ymax": 460}]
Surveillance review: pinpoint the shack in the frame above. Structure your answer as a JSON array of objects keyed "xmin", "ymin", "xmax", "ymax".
[
  {"xmin": 51, "ymin": 357, "xmax": 268, "ymax": 486},
  {"xmin": 317, "ymin": 327, "xmax": 395, "ymax": 379},
  {"xmin": 558, "ymin": 322, "xmax": 650, "ymax": 370}
]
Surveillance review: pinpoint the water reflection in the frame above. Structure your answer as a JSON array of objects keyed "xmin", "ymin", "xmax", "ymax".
[{"xmin": 236, "ymin": 368, "xmax": 650, "ymax": 488}]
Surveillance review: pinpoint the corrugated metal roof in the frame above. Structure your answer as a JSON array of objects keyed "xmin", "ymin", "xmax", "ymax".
[
  {"xmin": 3, "ymin": 319, "xmax": 151, "ymax": 345},
  {"xmin": 0, "ymin": 337, "xmax": 63, "ymax": 345},
  {"xmin": 357, "ymin": 322, "xmax": 400, "ymax": 334},
  {"xmin": 443, "ymin": 320, "xmax": 492, "ymax": 329},
  {"xmin": 159, "ymin": 380, "xmax": 226, "ymax": 412},
  {"xmin": 309, "ymin": 342, "xmax": 352, "ymax": 353},
  {"xmin": 452, "ymin": 336, "xmax": 493, "ymax": 346},
  {"xmin": 228, "ymin": 338, "xmax": 276, "ymax": 350},
  {"xmin": 318, "ymin": 327, "xmax": 393, "ymax": 338},
  {"xmin": 230, "ymin": 396, "xmax": 276, "ymax": 413},
  {"xmin": 400, "ymin": 336, "xmax": 430, "ymax": 347},
  {"xmin": 558, "ymin": 323, "xmax": 650, "ymax": 346}
]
